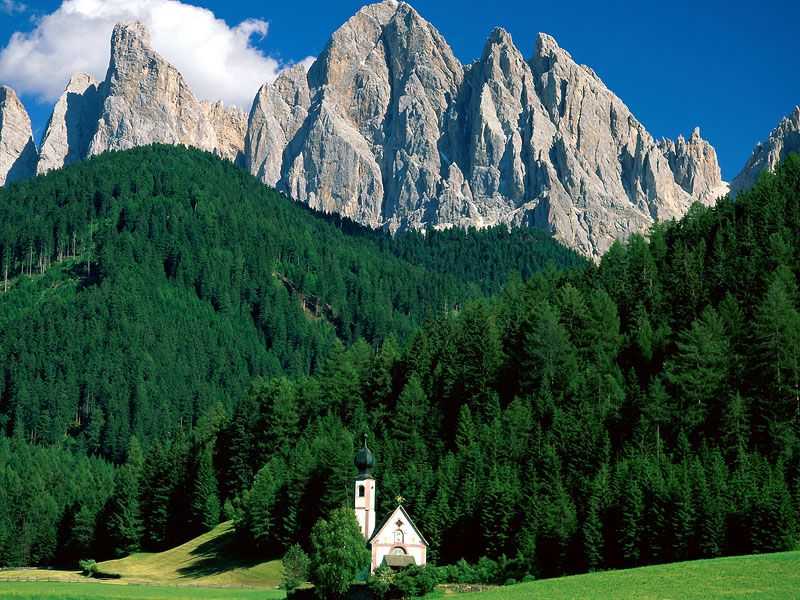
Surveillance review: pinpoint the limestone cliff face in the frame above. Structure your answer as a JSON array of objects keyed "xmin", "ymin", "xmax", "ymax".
[
  {"xmin": 527, "ymin": 33, "xmax": 704, "ymax": 255},
  {"xmin": 731, "ymin": 106, "xmax": 800, "ymax": 195},
  {"xmin": 278, "ymin": 0, "xmax": 465, "ymax": 228},
  {"xmin": 0, "ymin": 86, "xmax": 37, "ymax": 186},
  {"xmin": 88, "ymin": 22, "xmax": 245, "ymax": 161},
  {"xmin": 31, "ymin": 21, "xmax": 245, "ymax": 177},
  {"xmin": 37, "ymin": 73, "xmax": 102, "ymax": 175},
  {"xmin": 244, "ymin": 2, "xmax": 727, "ymax": 258},
  {"xmin": 245, "ymin": 65, "xmax": 310, "ymax": 187},
  {"xmin": 658, "ymin": 128, "xmax": 728, "ymax": 204},
  {"xmin": 202, "ymin": 100, "xmax": 248, "ymax": 165}
]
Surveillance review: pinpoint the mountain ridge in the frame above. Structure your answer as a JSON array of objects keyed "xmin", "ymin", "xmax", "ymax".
[{"xmin": 2, "ymin": 1, "xmax": 786, "ymax": 259}]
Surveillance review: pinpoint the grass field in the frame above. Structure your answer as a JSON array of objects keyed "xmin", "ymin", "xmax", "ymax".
[
  {"xmin": 0, "ymin": 581, "xmax": 283, "ymax": 599},
  {"xmin": 1, "ymin": 535, "xmax": 798, "ymax": 599},
  {"xmin": 0, "ymin": 521, "xmax": 285, "ymax": 598},
  {"xmin": 442, "ymin": 550, "xmax": 800, "ymax": 599}
]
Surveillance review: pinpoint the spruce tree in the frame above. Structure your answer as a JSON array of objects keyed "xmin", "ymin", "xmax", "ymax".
[{"xmin": 191, "ymin": 444, "xmax": 221, "ymax": 533}]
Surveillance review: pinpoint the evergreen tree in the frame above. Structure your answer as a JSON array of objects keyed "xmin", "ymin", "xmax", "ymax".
[
  {"xmin": 191, "ymin": 444, "xmax": 221, "ymax": 533},
  {"xmin": 105, "ymin": 465, "xmax": 142, "ymax": 557}
]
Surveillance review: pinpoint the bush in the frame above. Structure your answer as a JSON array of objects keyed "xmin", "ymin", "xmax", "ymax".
[
  {"xmin": 393, "ymin": 565, "xmax": 439, "ymax": 598},
  {"xmin": 79, "ymin": 559, "xmax": 98, "ymax": 577},
  {"xmin": 432, "ymin": 556, "xmax": 532, "ymax": 586},
  {"xmin": 522, "ymin": 574, "xmax": 536, "ymax": 582},
  {"xmin": 367, "ymin": 565, "xmax": 395, "ymax": 599},
  {"xmin": 474, "ymin": 557, "xmax": 499, "ymax": 583},
  {"xmin": 504, "ymin": 578, "xmax": 517, "ymax": 586}
]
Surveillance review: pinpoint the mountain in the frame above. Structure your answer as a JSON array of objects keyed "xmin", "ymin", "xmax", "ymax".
[
  {"xmin": 245, "ymin": 1, "xmax": 726, "ymax": 258},
  {"xmin": 658, "ymin": 127, "xmax": 729, "ymax": 202},
  {"xmin": 730, "ymin": 105, "xmax": 800, "ymax": 195},
  {"xmin": 0, "ymin": 2, "xmax": 730, "ymax": 258},
  {"xmin": 37, "ymin": 73, "xmax": 102, "ymax": 175},
  {"xmin": 0, "ymin": 85, "xmax": 37, "ymax": 185},
  {"xmin": 35, "ymin": 22, "xmax": 246, "ymax": 176}
]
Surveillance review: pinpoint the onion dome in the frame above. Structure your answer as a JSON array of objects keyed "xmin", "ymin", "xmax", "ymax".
[{"xmin": 355, "ymin": 434, "xmax": 375, "ymax": 479}]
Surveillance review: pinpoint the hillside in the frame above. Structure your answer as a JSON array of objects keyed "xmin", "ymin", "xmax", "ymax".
[
  {"xmin": 451, "ymin": 551, "xmax": 800, "ymax": 599},
  {"xmin": 0, "ymin": 144, "xmax": 581, "ymax": 458},
  {"xmin": 97, "ymin": 521, "xmax": 282, "ymax": 588},
  {"xmin": 0, "ymin": 521, "xmax": 282, "ymax": 590}
]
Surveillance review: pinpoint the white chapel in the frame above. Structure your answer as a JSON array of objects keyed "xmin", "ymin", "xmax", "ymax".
[{"xmin": 354, "ymin": 437, "xmax": 428, "ymax": 572}]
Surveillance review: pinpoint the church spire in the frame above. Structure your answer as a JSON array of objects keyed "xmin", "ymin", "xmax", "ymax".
[
  {"xmin": 354, "ymin": 433, "xmax": 376, "ymax": 541},
  {"xmin": 354, "ymin": 433, "xmax": 375, "ymax": 480}
]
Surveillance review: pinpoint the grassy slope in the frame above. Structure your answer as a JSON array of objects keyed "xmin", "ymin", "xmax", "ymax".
[
  {"xmin": 0, "ymin": 522, "xmax": 283, "ymax": 597},
  {"xmin": 97, "ymin": 522, "xmax": 282, "ymax": 588},
  {"xmin": 3, "ymin": 550, "xmax": 798, "ymax": 600},
  {"xmin": 444, "ymin": 551, "xmax": 800, "ymax": 599}
]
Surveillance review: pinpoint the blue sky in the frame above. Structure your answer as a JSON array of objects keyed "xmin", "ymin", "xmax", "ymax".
[{"xmin": 1, "ymin": 0, "xmax": 798, "ymax": 179}]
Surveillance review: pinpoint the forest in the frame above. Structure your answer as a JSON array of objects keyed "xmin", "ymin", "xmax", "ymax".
[{"xmin": 0, "ymin": 146, "xmax": 798, "ymax": 578}]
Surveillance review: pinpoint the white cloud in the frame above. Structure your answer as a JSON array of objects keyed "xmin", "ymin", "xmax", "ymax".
[{"xmin": 0, "ymin": 0, "xmax": 313, "ymax": 110}]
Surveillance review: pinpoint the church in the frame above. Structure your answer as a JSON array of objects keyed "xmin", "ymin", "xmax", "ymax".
[{"xmin": 354, "ymin": 437, "xmax": 428, "ymax": 572}]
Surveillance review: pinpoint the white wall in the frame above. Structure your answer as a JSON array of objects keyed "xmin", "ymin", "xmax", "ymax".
[{"xmin": 370, "ymin": 506, "xmax": 427, "ymax": 572}]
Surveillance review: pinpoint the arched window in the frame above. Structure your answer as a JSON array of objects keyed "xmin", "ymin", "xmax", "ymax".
[
  {"xmin": 394, "ymin": 529, "xmax": 404, "ymax": 544},
  {"xmin": 358, "ymin": 485, "xmax": 365, "ymax": 498},
  {"xmin": 391, "ymin": 546, "xmax": 407, "ymax": 555}
]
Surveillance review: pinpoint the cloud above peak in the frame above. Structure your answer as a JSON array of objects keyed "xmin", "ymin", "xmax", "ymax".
[{"xmin": 0, "ymin": 0, "xmax": 313, "ymax": 110}]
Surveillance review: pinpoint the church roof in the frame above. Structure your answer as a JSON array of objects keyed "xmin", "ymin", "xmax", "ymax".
[
  {"xmin": 368, "ymin": 504, "xmax": 429, "ymax": 546},
  {"xmin": 383, "ymin": 554, "xmax": 416, "ymax": 568}
]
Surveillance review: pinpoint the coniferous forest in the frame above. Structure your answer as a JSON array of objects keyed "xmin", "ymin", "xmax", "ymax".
[{"xmin": 0, "ymin": 145, "xmax": 798, "ymax": 578}]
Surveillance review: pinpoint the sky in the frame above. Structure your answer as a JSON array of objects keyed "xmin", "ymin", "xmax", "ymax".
[{"xmin": 0, "ymin": 0, "xmax": 798, "ymax": 180}]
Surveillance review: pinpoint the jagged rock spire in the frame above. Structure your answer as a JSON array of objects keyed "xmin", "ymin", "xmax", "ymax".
[
  {"xmin": 731, "ymin": 105, "xmax": 800, "ymax": 195},
  {"xmin": 0, "ymin": 85, "xmax": 37, "ymax": 186}
]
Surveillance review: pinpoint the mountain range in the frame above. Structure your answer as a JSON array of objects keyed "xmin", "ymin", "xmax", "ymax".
[{"xmin": 0, "ymin": 0, "xmax": 796, "ymax": 258}]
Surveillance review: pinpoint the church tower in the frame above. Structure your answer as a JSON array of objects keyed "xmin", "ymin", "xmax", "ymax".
[{"xmin": 354, "ymin": 435, "xmax": 376, "ymax": 540}]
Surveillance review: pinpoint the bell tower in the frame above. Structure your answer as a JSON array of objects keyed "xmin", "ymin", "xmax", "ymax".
[{"xmin": 354, "ymin": 434, "xmax": 376, "ymax": 540}]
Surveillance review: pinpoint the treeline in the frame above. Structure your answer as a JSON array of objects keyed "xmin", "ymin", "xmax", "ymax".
[
  {"xmin": 217, "ymin": 157, "xmax": 800, "ymax": 573},
  {"xmin": 0, "ymin": 145, "xmax": 581, "ymax": 460},
  {"xmin": 385, "ymin": 226, "xmax": 587, "ymax": 294},
  {"xmin": 0, "ymin": 436, "xmax": 114, "ymax": 566}
]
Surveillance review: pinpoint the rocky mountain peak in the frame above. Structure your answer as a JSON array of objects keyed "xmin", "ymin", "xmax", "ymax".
[
  {"xmin": 83, "ymin": 21, "xmax": 246, "ymax": 161},
  {"xmin": 659, "ymin": 128, "xmax": 728, "ymax": 203},
  {"xmin": 0, "ymin": 85, "xmax": 37, "ymax": 186},
  {"xmin": 731, "ymin": 105, "xmax": 800, "ymax": 195},
  {"xmin": 110, "ymin": 21, "xmax": 151, "ymax": 57},
  {"xmin": 37, "ymin": 73, "xmax": 101, "ymax": 175}
]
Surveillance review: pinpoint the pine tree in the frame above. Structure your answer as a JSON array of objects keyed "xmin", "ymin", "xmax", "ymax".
[
  {"xmin": 754, "ymin": 267, "xmax": 800, "ymax": 433},
  {"xmin": 621, "ymin": 476, "xmax": 644, "ymax": 567},
  {"xmin": 245, "ymin": 459, "xmax": 283, "ymax": 551},
  {"xmin": 191, "ymin": 444, "xmax": 221, "ymax": 533},
  {"xmin": 583, "ymin": 467, "xmax": 609, "ymax": 571},
  {"xmin": 106, "ymin": 464, "xmax": 143, "ymax": 556},
  {"xmin": 665, "ymin": 306, "xmax": 730, "ymax": 435}
]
